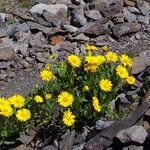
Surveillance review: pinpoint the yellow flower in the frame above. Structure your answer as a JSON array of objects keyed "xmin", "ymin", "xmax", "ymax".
[
  {"xmin": 116, "ymin": 65, "xmax": 129, "ymax": 79},
  {"xmin": 67, "ymin": 55, "xmax": 81, "ymax": 68},
  {"xmin": 34, "ymin": 95, "xmax": 43, "ymax": 103},
  {"xmin": 45, "ymin": 94, "xmax": 52, "ymax": 100},
  {"xmin": 97, "ymin": 55, "xmax": 106, "ymax": 65},
  {"xmin": 0, "ymin": 103, "xmax": 13, "ymax": 118},
  {"xmin": 40, "ymin": 69, "xmax": 53, "ymax": 81},
  {"xmin": 58, "ymin": 92, "xmax": 74, "ymax": 107},
  {"xmin": 85, "ymin": 44, "xmax": 98, "ymax": 51},
  {"xmin": 16, "ymin": 109, "xmax": 31, "ymax": 122},
  {"xmin": 106, "ymin": 51, "xmax": 118, "ymax": 62},
  {"xmin": 120, "ymin": 54, "xmax": 132, "ymax": 67},
  {"xmin": 83, "ymin": 85, "xmax": 89, "ymax": 91},
  {"xmin": 8, "ymin": 95, "xmax": 25, "ymax": 108},
  {"xmin": 126, "ymin": 76, "xmax": 136, "ymax": 85},
  {"xmin": 99, "ymin": 79, "xmax": 112, "ymax": 92},
  {"xmin": 0, "ymin": 97, "xmax": 10, "ymax": 105},
  {"xmin": 101, "ymin": 45, "xmax": 109, "ymax": 51},
  {"xmin": 92, "ymin": 96, "xmax": 101, "ymax": 112},
  {"xmin": 84, "ymin": 64, "xmax": 98, "ymax": 72},
  {"xmin": 63, "ymin": 110, "xmax": 75, "ymax": 126}
]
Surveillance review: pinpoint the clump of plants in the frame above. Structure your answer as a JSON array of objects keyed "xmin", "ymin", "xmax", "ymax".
[{"xmin": 0, "ymin": 45, "xmax": 136, "ymax": 143}]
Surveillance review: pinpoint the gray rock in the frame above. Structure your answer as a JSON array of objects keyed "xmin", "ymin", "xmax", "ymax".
[
  {"xmin": 131, "ymin": 54, "xmax": 150, "ymax": 74},
  {"xmin": 138, "ymin": 15, "xmax": 150, "ymax": 25},
  {"xmin": 0, "ymin": 62, "xmax": 10, "ymax": 69},
  {"xmin": 95, "ymin": 120, "xmax": 114, "ymax": 130},
  {"xmin": 72, "ymin": 143, "xmax": 85, "ymax": 150},
  {"xmin": 85, "ymin": 10, "xmax": 102, "ymax": 20},
  {"xmin": 59, "ymin": 130, "xmax": 75, "ymax": 150},
  {"xmin": 29, "ymin": 4, "xmax": 68, "ymax": 15},
  {"xmin": 42, "ymin": 145, "xmax": 57, "ymax": 150},
  {"xmin": 35, "ymin": 53, "xmax": 47, "ymax": 63},
  {"xmin": 116, "ymin": 125, "xmax": 148, "ymax": 144},
  {"xmin": 137, "ymin": 1, "xmax": 150, "ymax": 15},
  {"xmin": 127, "ymin": 6, "xmax": 141, "ymax": 14},
  {"xmin": 79, "ymin": 20, "xmax": 110, "ymax": 37},
  {"xmin": 0, "ymin": 13, "xmax": 6, "ymax": 23},
  {"xmin": 71, "ymin": 8, "xmax": 87, "ymax": 27},
  {"xmin": 63, "ymin": 25, "xmax": 78, "ymax": 33},
  {"xmin": 73, "ymin": 33, "xmax": 89, "ymax": 41},
  {"xmin": 15, "ymin": 23, "xmax": 30, "ymax": 33},
  {"xmin": 123, "ymin": 7, "xmax": 137, "ymax": 22},
  {"xmin": 145, "ymin": 109, "xmax": 150, "ymax": 118},
  {"xmin": 112, "ymin": 23, "xmax": 142, "ymax": 38},
  {"xmin": 72, "ymin": 0, "xmax": 86, "ymax": 5},
  {"xmin": 123, "ymin": 145, "xmax": 144, "ymax": 150},
  {"xmin": 95, "ymin": 0, "xmax": 124, "ymax": 18},
  {"xmin": 0, "ymin": 47, "xmax": 14, "ymax": 61},
  {"xmin": 124, "ymin": 0, "xmax": 136, "ymax": 7}
]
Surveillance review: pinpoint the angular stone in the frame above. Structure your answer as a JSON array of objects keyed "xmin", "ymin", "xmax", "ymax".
[
  {"xmin": 73, "ymin": 33, "xmax": 89, "ymax": 41},
  {"xmin": 125, "ymin": 0, "xmax": 136, "ymax": 7},
  {"xmin": 29, "ymin": 4, "xmax": 68, "ymax": 15},
  {"xmin": 85, "ymin": 10, "xmax": 102, "ymax": 20},
  {"xmin": 127, "ymin": 6, "xmax": 141, "ymax": 14},
  {"xmin": 95, "ymin": 120, "xmax": 114, "ymax": 130},
  {"xmin": 138, "ymin": 15, "xmax": 150, "ymax": 25},
  {"xmin": 81, "ymin": 21, "xmax": 110, "ymax": 37},
  {"xmin": 131, "ymin": 55, "xmax": 150, "ymax": 74},
  {"xmin": 63, "ymin": 25, "xmax": 78, "ymax": 33},
  {"xmin": 59, "ymin": 130, "xmax": 75, "ymax": 150},
  {"xmin": 71, "ymin": 8, "xmax": 87, "ymax": 27},
  {"xmin": 112, "ymin": 23, "xmax": 142, "ymax": 38},
  {"xmin": 95, "ymin": 0, "xmax": 124, "ymax": 18},
  {"xmin": 137, "ymin": 1, "xmax": 150, "ymax": 15},
  {"xmin": 42, "ymin": 145, "xmax": 57, "ymax": 150},
  {"xmin": 51, "ymin": 35, "xmax": 65, "ymax": 45},
  {"xmin": 116, "ymin": 125, "xmax": 148, "ymax": 144},
  {"xmin": 123, "ymin": 8, "xmax": 137, "ymax": 22}
]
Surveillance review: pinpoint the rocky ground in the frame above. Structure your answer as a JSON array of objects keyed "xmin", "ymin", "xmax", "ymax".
[{"xmin": 0, "ymin": 0, "xmax": 150, "ymax": 150}]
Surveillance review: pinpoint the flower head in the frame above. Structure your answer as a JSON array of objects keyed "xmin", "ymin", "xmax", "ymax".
[
  {"xmin": 45, "ymin": 94, "xmax": 52, "ymax": 100},
  {"xmin": 34, "ymin": 95, "xmax": 43, "ymax": 103},
  {"xmin": 83, "ymin": 85, "xmax": 90, "ymax": 92},
  {"xmin": 67, "ymin": 55, "xmax": 81, "ymax": 68},
  {"xmin": 8, "ymin": 95, "xmax": 25, "ymax": 108},
  {"xmin": 99, "ymin": 79, "xmax": 112, "ymax": 92},
  {"xmin": 126, "ymin": 76, "xmax": 136, "ymax": 85},
  {"xmin": 116, "ymin": 65, "xmax": 129, "ymax": 79},
  {"xmin": 106, "ymin": 51, "xmax": 118, "ymax": 62},
  {"xmin": 120, "ymin": 54, "xmax": 132, "ymax": 67},
  {"xmin": 85, "ymin": 44, "xmax": 98, "ymax": 51},
  {"xmin": 92, "ymin": 97, "xmax": 101, "ymax": 112},
  {"xmin": 16, "ymin": 109, "xmax": 31, "ymax": 122},
  {"xmin": 63, "ymin": 110, "xmax": 75, "ymax": 126},
  {"xmin": 58, "ymin": 92, "xmax": 74, "ymax": 107},
  {"xmin": 0, "ymin": 102, "xmax": 13, "ymax": 118},
  {"xmin": 40, "ymin": 69, "xmax": 53, "ymax": 81},
  {"xmin": 101, "ymin": 45, "xmax": 109, "ymax": 51}
]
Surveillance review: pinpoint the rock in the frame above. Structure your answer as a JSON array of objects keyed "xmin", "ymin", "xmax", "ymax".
[
  {"xmin": 0, "ymin": 13, "xmax": 6, "ymax": 23},
  {"xmin": 27, "ymin": 21, "xmax": 65, "ymax": 36},
  {"xmin": 29, "ymin": 4, "xmax": 68, "ymax": 15},
  {"xmin": 55, "ymin": 0, "xmax": 72, "ymax": 5},
  {"xmin": 95, "ymin": 120, "xmax": 114, "ymax": 130},
  {"xmin": 143, "ymin": 121, "xmax": 150, "ymax": 130},
  {"xmin": 15, "ymin": 23, "xmax": 30, "ymax": 33},
  {"xmin": 35, "ymin": 53, "xmax": 47, "ymax": 63},
  {"xmin": 116, "ymin": 125, "xmax": 148, "ymax": 144},
  {"xmin": 127, "ymin": 6, "xmax": 141, "ymax": 14},
  {"xmin": 85, "ymin": 10, "xmax": 102, "ymax": 20},
  {"xmin": 81, "ymin": 21, "xmax": 110, "ymax": 37},
  {"xmin": 71, "ymin": 8, "xmax": 87, "ymax": 27},
  {"xmin": 51, "ymin": 35, "xmax": 65, "ymax": 45},
  {"xmin": 43, "ymin": 7, "xmax": 68, "ymax": 25},
  {"xmin": 131, "ymin": 55, "xmax": 150, "ymax": 74},
  {"xmin": 138, "ymin": 15, "xmax": 150, "ymax": 25},
  {"xmin": 15, "ymin": 144, "xmax": 33, "ymax": 150},
  {"xmin": 63, "ymin": 25, "xmax": 78, "ymax": 33},
  {"xmin": 0, "ymin": 38, "xmax": 14, "ymax": 61},
  {"xmin": 137, "ymin": 1, "xmax": 150, "ymax": 15},
  {"xmin": 112, "ymin": 23, "xmax": 142, "ymax": 38},
  {"xmin": 30, "ymin": 32, "xmax": 47, "ymax": 47},
  {"xmin": 73, "ymin": 33, "xmax": 89, "ymax": 41},
  {"xmin": 145, "ymin": 109, "xmax": 150, "ymax": 118},
  {"xmin": 0, "ymin": 62, "xmax": 10, "ymax": 69},
  {"xmin": 42, "ymin": 145, "xmax": 57, "ymax": 150},
  {"xmin": 95, "ymin": 0, "xmax": 124, "ymax": 18},
  {"xmin": 72, "ymin": 0, "xmax": 86, "ymax": 5},
  {"xmin": 59, "ymin": 130, "xmax": 75, "ymax": 150},
  {"xmin": 123, "ymin": 145, "xmax": 144, "ymax": 150},
  {"xmin": 72, "ymin": 143, "xmax": 85, "ymax": 150},
  {"xmin": 123, "ymin": 8, "xmax": 137, "ymax": 22},
  {"xmin": 124, "ymin": 0, "xmax": 136, "ymax": 7}
]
